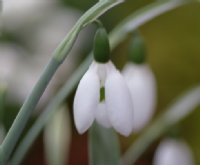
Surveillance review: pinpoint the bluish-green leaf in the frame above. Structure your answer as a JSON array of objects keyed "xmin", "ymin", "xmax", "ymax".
[
  {"xmin": 0, "ymin": 84, "xmax": 7, "ymax": 126},
  {"xmin": 89, "ymin": 122, "xmax": 121, "ymax": 165}
]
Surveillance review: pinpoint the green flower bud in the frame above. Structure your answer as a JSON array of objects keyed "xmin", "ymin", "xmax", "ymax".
[
  {"xmin": 129, "ymin": 33, "xmax": 146, "ymax": 64},
  {"xmin": 93, "ymin": 27, "xmax": 110, "ymax": 63}
]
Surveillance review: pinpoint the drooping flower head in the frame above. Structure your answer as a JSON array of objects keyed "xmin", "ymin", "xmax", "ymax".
[
  {"xmin": 122, "ymin": 32, "xmax": 157, "ymax": 132},
  {"xmin": 153, "ymin": 138, "xmax": 194, "ymax": 165},
  {"xmin": 73, "ymin": 25, "xmax": 134, "ymax": 136}
]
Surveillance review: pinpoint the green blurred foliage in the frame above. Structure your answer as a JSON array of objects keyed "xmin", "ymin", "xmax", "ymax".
[
  {"xmin": 2, "ymin": 0, "xmax": 200, "ymax": 164},
  {"xmin": 63, "ymin": 0, "xmax": 200, "ymax": 164},
  {"xmin": 140, "ymin": 6, "xmax": 200, "ymax": 163},
  {"xmin": 130, "ymin": 2, "xmax": 200, "ymax": 164}
]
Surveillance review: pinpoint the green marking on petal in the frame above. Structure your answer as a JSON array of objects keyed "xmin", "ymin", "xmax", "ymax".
[{"xmin": 100, "ymin": 87, "xmax": 105, "ymax": 102}]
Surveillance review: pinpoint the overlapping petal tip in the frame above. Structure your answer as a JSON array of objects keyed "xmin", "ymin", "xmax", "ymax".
[
  {"xmin": 122, "ymin": 63, "xmax": 157, "ymax": 132},
  {"xmin": 105, "ymin": 67, "xmax": 134, "ymax": 136},
  {"xmin": 95, "ymin": 102, "xmax": 111, "ymax": 128},
  {"xmin": 73, "ymin": 66, "xmax": 100, "ymax": 134},
  {"xmin": 153, "ymin": 139, "xmax": 194, "ymax": 165}
]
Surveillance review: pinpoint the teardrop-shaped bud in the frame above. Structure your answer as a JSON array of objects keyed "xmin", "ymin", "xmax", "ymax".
[
  {"xmin": 128, "ymin": 32, "xmax": 146, "ymax": 64},
  {"xmin": 93, "ymin": 27, "xmax": 110, "ymax": 63}
]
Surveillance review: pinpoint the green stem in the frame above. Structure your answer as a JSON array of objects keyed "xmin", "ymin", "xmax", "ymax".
[
  {"xmin": 0, "ymin": 58, "xmax": 60, "ymax": 164},
  {"xmin": 0, "ymin": 0, "xmax": 123, "ymax": 163},
  {"xmin": 0, "ymin": 84, "xmax": 6, "ymax": 125},
  {"xmin": 122, "ymin": 86, "xmax": 200, "ymax": 165},
  {"xmin": 9, "ymin": 0, "xmax": 192, "ymax": 164},
  {"xmin": 109, "ymin": 0, "xmax": 189, "ymax": 49},
  {"xmin": 89, "ymin": 123, "xmax": 120, "ymax": 165},
  {"xmin": 53, "ymin": 0, "xmax": 124, "ymax": 62},
  {"xmin": 9, "ymin": 55, "xmax": 92, "ymax": 165}
]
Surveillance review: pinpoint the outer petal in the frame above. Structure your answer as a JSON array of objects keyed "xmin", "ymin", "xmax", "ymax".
[
  {"xmin": 123, "ymin": 63, "xmax": 156, "ymax": 132},
  {"xmin": 105, "ymin": 66, "xmax": 134, "ymax": 136},
  {"xmin": 44, "ymin": 106, "xmax": 71, "ymax": 165},
  {"xmin": 153, "ymin": 139, "xmax": 194, "ymax": 165},
  {"xmin": 73, "ymin": 64, "xmax": 100, "ymax": 134},
  {"xmin": 95, "ymin": 102, "xmax": 111, "ymax": 128}
]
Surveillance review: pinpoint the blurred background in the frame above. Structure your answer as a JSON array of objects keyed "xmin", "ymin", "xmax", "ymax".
[{"xmin": 1, "ymin": 0, "xmax": 200, "ymax": 164}]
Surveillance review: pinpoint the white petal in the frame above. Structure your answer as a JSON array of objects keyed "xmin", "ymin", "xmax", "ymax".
[
  {"xmin": 44, "ymin": 106, "xmax": 71, "ymax": 165},
  {"xmin": 73, "ymin": 64, "xmax": 100, "ymax": 134},
  {"xmin": 105, "ymin": 67, "xmax": 133, "ymax": 136},
  {"xmin": 95, "ymin": 102, "xmax": 111, "ymax": 128},
  {"xmin": 153, "ymin": 139, "xmax": 194, "ymax": 165},
  {"xmin": 123, "ymin": 63, "xmax": 156, "ymax": 132}
]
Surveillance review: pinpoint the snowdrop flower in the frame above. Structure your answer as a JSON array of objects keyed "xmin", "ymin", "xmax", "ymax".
[
  {"xmin": 122, "ymin": 33, "xmax": 156, "ymax": 132},
  {"xmin": 44, "ymin": 106, "xmax": 71, "ymax": 165},
  {"xmin": 153, "ymin": 139, "xmax": 194, "ymax": 165},
  {"xmin": 73, "ymin": 27, "xmax": 134, "ymax": 136},
  {"xmin": 123, "ymin": 63, "xmax": 156, "ymax": 132}
]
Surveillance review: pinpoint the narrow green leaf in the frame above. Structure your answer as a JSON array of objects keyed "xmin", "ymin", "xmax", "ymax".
[
  {"xmin": 0, "ymin": 84, "xmax": 6, "ymax": 124},
  {"xmin": 89, "ymin": 122, "xmax": 121, "ymax": 165},
  {"xmin": 10, "ymin": 0, "xmax": 195, "ymax": 164},
  {"xmin": 122, "ymin": 86, "xmax": 200, "ymax": 165},
  {"xmin": 110, "ymin": 0, "xmax": 190, "ymax": 49},
  {"xmin": 0, "ymin": 84, "xmax": 6, "ymax": 144},
  {"xmin": 9, "ymin": 55, "xmax": 92, "ymax": 165},
  {"xmin": 0, "ymin": 0, "xmax": 123, "ymax": 163}
]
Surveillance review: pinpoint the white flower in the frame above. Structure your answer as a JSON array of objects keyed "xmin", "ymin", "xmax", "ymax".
[
  {"xmin": 153, "ymin": 139, "xmax": 194, "ymax": 165},
  {"xmin": 73, "ymin": 61, "xmax": 134, "ymax": 136},
  {"xmin": 122, "ymin": 63, "xmax": 156, "ymax": 132},
  {"xmin": 44, "ymin": 106, "xmax": 71, "ymax": 165}
]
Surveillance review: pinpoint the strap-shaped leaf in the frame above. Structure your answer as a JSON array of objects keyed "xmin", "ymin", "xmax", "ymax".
[
  {"xmin": 89, "ymin": 122, "xmax": 120, "ymax": 165},
  {"xmin": 122, "ymin": 86, "xmax": 200, "ymax": 165}
]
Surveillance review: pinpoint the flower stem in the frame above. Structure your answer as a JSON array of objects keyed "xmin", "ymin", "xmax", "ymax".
[
  {"xmin": 109, "ymin": 0, "xmax": 189, "ymax": 49},
  {"xmin": 9, "ymin": 55, "xmax": 93, "ymax": 165},
  {"xmin": 0, "ymin": 84, "xmax": 7, "ymax": 125},
  {"xmin": 0, "ymin": 58, "xmax": 60, "ymax": 164},
  {"xmin": 0, "ymin": 0, "xmax": 123, "ymax": 163}
]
